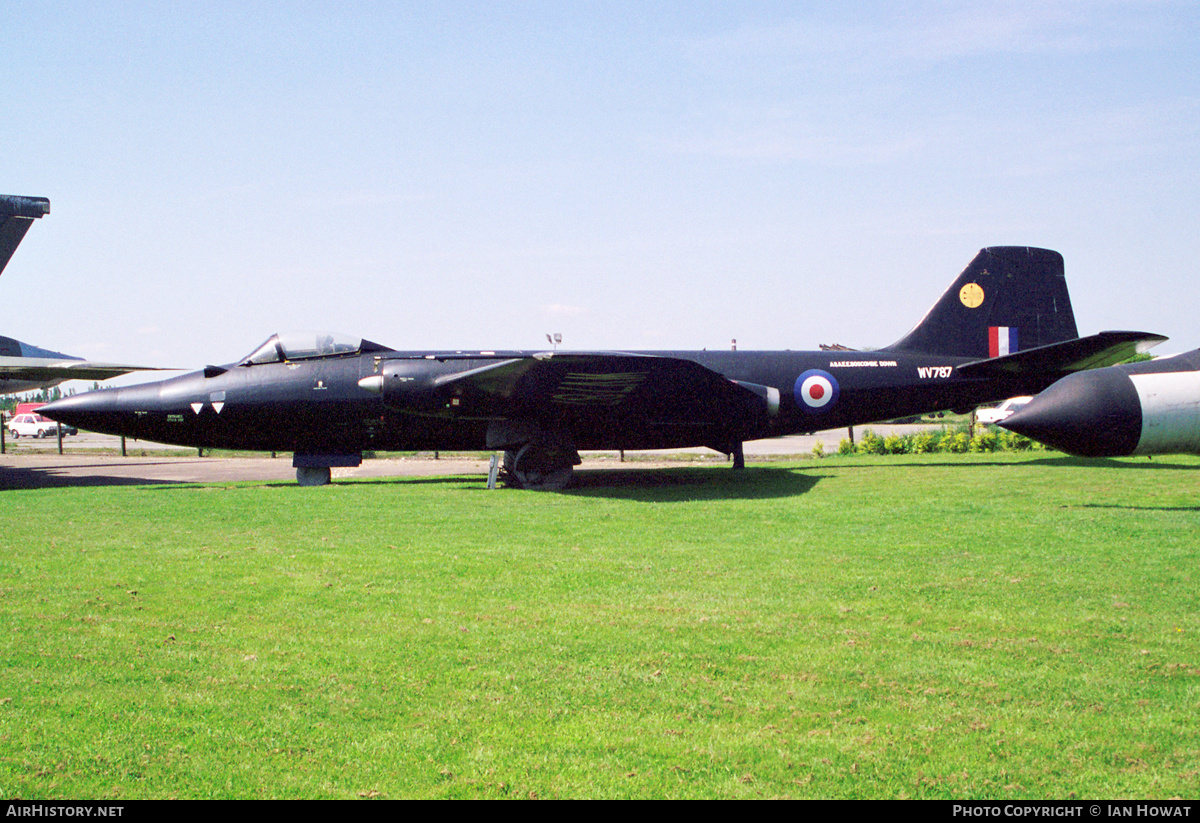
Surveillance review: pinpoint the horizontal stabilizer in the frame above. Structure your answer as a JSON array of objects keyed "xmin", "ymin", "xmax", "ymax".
[{"xmin": 955, "ymin": 331, "xmax": 1166, "ymax": 379}]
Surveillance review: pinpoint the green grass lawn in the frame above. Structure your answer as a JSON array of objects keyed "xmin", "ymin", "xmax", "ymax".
[{"xmin": 2, "ymin": 453, "xmax": 1197, "ymax": 798}]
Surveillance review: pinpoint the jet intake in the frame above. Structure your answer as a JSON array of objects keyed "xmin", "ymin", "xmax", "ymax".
[{"xmin": 367, "ymin": 361, "xmax": 444, "ymax": 413}]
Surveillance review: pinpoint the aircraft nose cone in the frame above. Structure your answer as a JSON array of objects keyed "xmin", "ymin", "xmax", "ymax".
[
  {"xmin": 999, "ymin": 368, "xmax": 1142, "ymax": 457},
  {"xmin": 39, "ymin": 384, "xmax": 161, "ymax": 437},
  {"xmin": 38, "ymin": 391, "xmax": 108, "ymax": 430}
]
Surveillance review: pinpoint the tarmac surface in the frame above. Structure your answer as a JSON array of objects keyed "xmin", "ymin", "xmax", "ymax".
[{"xmin": 0, "ymin": 424, "xmax": 948, "ymax": 489}]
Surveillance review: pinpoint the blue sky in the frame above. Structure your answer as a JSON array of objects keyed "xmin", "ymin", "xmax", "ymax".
[{"xmin": 4, "ymin": 1, "xmax": 1198, "ymax": 380}]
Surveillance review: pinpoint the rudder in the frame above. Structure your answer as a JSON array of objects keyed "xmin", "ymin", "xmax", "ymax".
[{"xmin": 885, "ymin": 246, "xmax": 1078, "ymax": 358}]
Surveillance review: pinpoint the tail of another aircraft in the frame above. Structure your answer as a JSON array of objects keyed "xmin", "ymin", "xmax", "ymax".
[
  {"xmin": 884, "ymin": 246, "xmax": 1078, "ymax": 359},
  {"xmin": 0, "ymin": 195, "xmax": 51, "ymax": 279}
]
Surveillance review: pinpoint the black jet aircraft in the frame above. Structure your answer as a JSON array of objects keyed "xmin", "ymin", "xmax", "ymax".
[
  {"xmin": 41, "ymin": 246, "xmax": 1163, "ymax": 488},
  {"xmin": 999, "ymin": 347, "xmax": 1200, "ymax": 457},
  {"xmin": 0, "ymin": 194, "xmax": 162, "ymax": 393}
]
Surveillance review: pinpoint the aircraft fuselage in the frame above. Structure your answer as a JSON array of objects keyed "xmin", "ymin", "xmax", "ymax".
[
  {"xmin": 40, "ymin": 246, "xmax": 1166, "ymax": 487},
  {"xmin": 49, "ymin": 347, "xmax": 1064, "ymax": 455}
]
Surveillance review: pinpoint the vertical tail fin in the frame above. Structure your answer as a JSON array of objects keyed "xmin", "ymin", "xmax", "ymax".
[
  {"xmin": 0, "ymin": 195, "xmax": 51, "ymax": 279},
  {"xmin": 885, "ymin": 246, "xmax": 1078, "ymax": 358}
]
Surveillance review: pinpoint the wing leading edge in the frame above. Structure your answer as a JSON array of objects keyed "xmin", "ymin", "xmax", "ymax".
[
  {"xmin": 372, "ymin": 351, "xmax": 773, "ymax": 436},
  {"xmin": 0, "ymin": 358, "xmax": 167, "ymax": 385}
]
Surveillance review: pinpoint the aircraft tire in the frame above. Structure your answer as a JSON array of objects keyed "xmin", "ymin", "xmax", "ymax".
[
  {"xmin": 296, "ymin": 466, "xmax": 332, "ymax": 486},
  {"xmin": 505, "ymin": 443, "xmax": 574, "ymax": 491}
]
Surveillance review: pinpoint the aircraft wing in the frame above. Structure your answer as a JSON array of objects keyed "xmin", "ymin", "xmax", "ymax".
[
  {"xmin": 955, "ymin": 331, "xmax": 1167, "ymax": 379},
  {"xmin": 380, "ymin": 351, "xmax": 769, "ymax": 430},
  {"xmin": 0, "ymin": 357, "xmax": 169, "ymax": 394}
]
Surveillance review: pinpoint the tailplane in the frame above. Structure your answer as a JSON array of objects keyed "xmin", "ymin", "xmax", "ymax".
[{"xmin": 885, "ymin": 246, "xmax": 1078, "ymax": 359}]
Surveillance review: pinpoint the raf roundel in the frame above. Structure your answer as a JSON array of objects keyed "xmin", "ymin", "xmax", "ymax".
[{"xmin": 795, "ymin": 369, "xmax": 840, "ymax": 413}]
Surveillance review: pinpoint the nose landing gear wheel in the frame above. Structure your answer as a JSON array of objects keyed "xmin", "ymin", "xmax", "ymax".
[{"xmin": 296, "ymin": 466, "xmax": 332, "ymax": 486}]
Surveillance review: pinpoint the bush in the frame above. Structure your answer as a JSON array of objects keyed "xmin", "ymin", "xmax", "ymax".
[
  {"xmin": 825, "ymin": 424, "xmax": 1043, "ymax": 458},
  {"xmin": 910, "ymin": 432, "xmax": 937, "ymax": 454},
  {"xmin": 997, "ymin": 430, "xmax": 1033, "ymax": 451},
  {"xmin": 969, "ymin": 431, "xmax": 999, "ymax": 452},
  {"xmin": 940, "ymin": 431, "xmax": 970, "ymax": 453},
  {"xmin": 857, "ymin": 429, "xmax": 886, "ymax": 455}
]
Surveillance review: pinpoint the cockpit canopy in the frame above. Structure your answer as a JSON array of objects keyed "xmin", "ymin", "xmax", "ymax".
[{"xmin": 239, "ymin": 332, "xmax": 392, "ymax": 365}]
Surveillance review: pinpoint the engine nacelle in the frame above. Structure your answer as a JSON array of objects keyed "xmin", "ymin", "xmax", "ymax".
[
  {"xmin": 359, "ymin": 361, "xmax": 444, "ymax": 414},
  {"xmin": 732, "ymin": 380, "xmax": 781, "ymax": 418}
]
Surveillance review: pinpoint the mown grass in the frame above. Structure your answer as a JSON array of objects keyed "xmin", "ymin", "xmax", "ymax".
[{"xmin": 1, "ymin": 453, "xmax": 1197, "ymax": 798}]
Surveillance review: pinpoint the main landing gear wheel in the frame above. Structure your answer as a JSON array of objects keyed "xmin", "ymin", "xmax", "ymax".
[
  {"xmin": 503, "ymin": 443, "xmax": 575, "ymax": 491},
  {"xmin": 296, "ymin": 466, "xmax": 332, "ymax": 486}
]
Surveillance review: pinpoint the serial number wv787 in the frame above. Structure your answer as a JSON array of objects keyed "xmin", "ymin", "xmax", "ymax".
[{"xmin": 917, "ymin": 366, "xmax": 953, "ymax": 379}]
